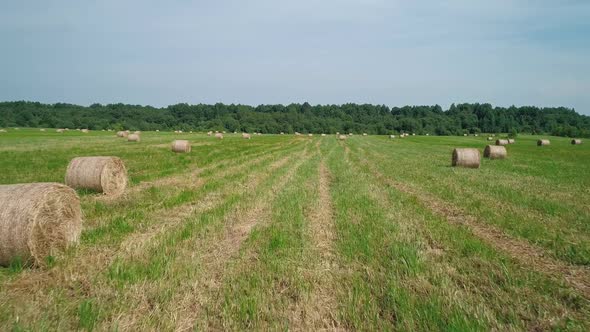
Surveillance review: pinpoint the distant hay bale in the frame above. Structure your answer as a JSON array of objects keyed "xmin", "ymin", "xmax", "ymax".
[
  {"xmin": 56, "ymin": 129, "xmax": 64, "ymax": 133},
  {"xmin": 571, "ymin": 139, "xmax": 582, "ymax": 145},
  {"xmin": 496, "ymin": 139, "xmax": 509, "ymax": 146},
  {"xmin": 412, "ymin": 133, "xmax": 416, "ymax": 136},
  {"xmin": 242, "ymin": 133, "xmax": 251, "ymax": 139},
  {"xmin": 537, "ymin": 139, "xmax": 550, "ymax": 146},
  {"xmin": 171, "ymin": 140, "xmax": 191, "ymax": 153},
  {"xmin": 363, "ymin": 133, "xmax": 367, "ymax": 136},
  {"xmin": 308, "ymin": 133, "xmax": 313, "ymax": 137},
  {"xmin": 321, "ymin": 133, "xmax": 326, "ymax": 136},
  {"xmin": 508, "ymin": 139, "xmax": 515, "ymax": 144},
  {"xmin": 389, "ymin": 135, "xmax": 395, "ymax": 139},
  {"xmin": 426, "ymin": 133, "xmax": 429, "ymax": 136},
  {"xmin": 81, "ymin": 129, "xmax": 89, "ymax": 133},
  {"xmin": 0, "ymin": 183, "xmax": 82, "ymax": 266},
  {"xmin": 336, "ymin": 132, "xmax": 340, "ymax": 135},
  {"xmin": 280, "ymin": 132, "xmax": 284, "ymax": 135},
  {"xmin": 452, "ymin": 148, "xmax": 480, "ymax": 168},
  {"xmin": 127, "ymin": 134, "xmax": 140, "ymax": 142},
  {"xmin": 338, "ymin": 135, "xmax": 347, "ymax": 140},
  {"xmin": 484, "ymin": 145, "xmax": 507, "ymax": 159},
  {"xmin": 116, "ymin": 131, "xmax": 128, "ymax": 138},
  {"xmin": 40, "ymin": 129, "xmax": 46, "ymax": 132},
  {"xmin": 0, "ymin": 129, "xmax": 6, "ymax": 133},
  {"xmin": 215, "ymin": 133, "xmax": 223, "ymax": 139},
  {"xmin": 295, "ymin": 132, "xmax": 300, "ymax": 136},
  {"xmin": 474, "ymin": 134, "xmax": 478, "ymax": 137},
  {"xmin": 134, "ymin": 131, "xmax": 141, "ymax": 134},
  {"xmin": 222, "ymin": 131, "xmax": 226, "ymax": 134},
  {"xmin": 156, "ymin": 129, "xmax": 160, "ymax": 132},
  {"xmin": 349, "ymin": 133, "xmax": 353, "ymax": 136},
  {"xmin": 487, "ymin": 137, "xmax": 493, "ymax": 141},
  {"xmin": 463, "ymin": 134, "xmax": 468, "ymax": 137},
  {"xmin": 65, "ymin": 156, "xmax": 128, "ymax": 196}
]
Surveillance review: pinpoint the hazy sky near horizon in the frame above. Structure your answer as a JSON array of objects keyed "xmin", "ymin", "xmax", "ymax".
[{"xmin": 1, "ymin": 1, "xmax": 589, "ymax": 114}]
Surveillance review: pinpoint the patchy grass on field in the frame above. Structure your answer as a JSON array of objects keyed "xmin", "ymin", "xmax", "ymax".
[{"xmin": 0, "ymin": 129, "xmax": 589, "ymax": 330}]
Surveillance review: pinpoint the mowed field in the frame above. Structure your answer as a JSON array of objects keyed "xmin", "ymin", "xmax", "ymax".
[{"xmin": 1, "ymin": 129, "xmax": 589, "ymax": 331}]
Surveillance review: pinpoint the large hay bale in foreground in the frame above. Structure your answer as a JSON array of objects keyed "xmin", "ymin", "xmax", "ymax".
[
  {"xmin": 484, "ymin": 145, "xmax": 507, "ymax": 159},
  {"xmin": 127, "ymin": 134, "xmax": 140, "ymax": 142},
  {"xmin": 171, "ymin": 140, "xmax": 191, "ymax": 153},
  {"xmin": 116, "ymin": 131, "xmax": 128, "ymax": 138},
  {"xmin": 571, "ymin": 139, "xmax": 582, "ymax": 145},
  {"xmin": 537, "ymin": 139, "xmax": 550, "ymax": 146},
  {"xmin": 0, "ymin": 183, "xmax": 82, "ymax": 266},
  {"xmin": 452, "ymin": 148, "xmax": 480, "ymax": 168},
  {"xmin": 65, "ymin": 157, "xmax": 128, "ymax": 196},
  {"xmin": 215, "ymin": 133, "xmax": 223, "ymax": 139},
  {"xmin": 496, "ymin": 139, "xmax": 509, "ymax": 146}
]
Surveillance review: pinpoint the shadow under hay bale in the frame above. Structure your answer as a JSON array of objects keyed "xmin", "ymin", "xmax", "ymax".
[
  {"xmin": 452, "ymin": 148, "xmax": 480, "ymax": 168},
  {"xmin": 65, "ymin": 156, "xmax": 128, "ymax": 196},
  {"xmin": 484, "ymin": 145, "xmax": 507, "ymax": 159},
  {"xmin": 171, "ymin": 140, "xmax": 191, "ymax": 153},
  {"xmin": 0, "ymin": 183, "xmax": 82, "ymax": 267}
]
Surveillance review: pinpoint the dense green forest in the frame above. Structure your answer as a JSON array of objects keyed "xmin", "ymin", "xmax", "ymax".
[{"xmin": 1, "ymin": 101, "xmax": 589, "ymax": 137}]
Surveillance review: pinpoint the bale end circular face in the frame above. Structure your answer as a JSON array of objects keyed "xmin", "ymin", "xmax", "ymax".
[{"xmin": 0, "ymin": 183, "xmax": 82, "ymax": 267}]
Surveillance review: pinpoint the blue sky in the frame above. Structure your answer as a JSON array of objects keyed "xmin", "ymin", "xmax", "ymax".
[{"xmin": 1, "ymin": 1, "xmax": 589, "ymax": 114}]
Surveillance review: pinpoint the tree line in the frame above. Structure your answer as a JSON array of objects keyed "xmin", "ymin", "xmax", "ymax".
[{"xmin": 1, "ymin": 101, "xmax": 589, "ymax": 137}]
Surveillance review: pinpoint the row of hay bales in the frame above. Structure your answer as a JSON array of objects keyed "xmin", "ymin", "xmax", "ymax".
[
  {"xmin": 0, "ymin": 156, "xmax": 128, "ymax": 266},
  {"xmin": 452, "ymin": 138, "xmax": 583, "ymax": 168}
]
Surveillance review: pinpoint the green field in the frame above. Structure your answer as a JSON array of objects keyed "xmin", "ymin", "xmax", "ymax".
[{"xmin": 0, "ymin": 129, "xmax": 589, "ymax": 331}]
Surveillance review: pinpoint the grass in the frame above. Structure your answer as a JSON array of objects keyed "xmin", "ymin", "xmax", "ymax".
[{"xmin": 0, "ymin": 129, "xmax": 589, "ymax": 330}]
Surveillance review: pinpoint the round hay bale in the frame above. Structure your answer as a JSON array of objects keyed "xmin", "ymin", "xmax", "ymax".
[
  {"xmin": 389, "ymin": 135, "xmax": 395, "ymax": 139},
  {"xmin": 336, "ymin": 132, "xmax": 340, "ymax": 135},
  {"xmin": 0, "ymin": 129, "xmax": 6, "ymax": 133},
  {"xmin": 134, "ymin": 131, "xmax": 141, "ymax": 134},
  {"xmin": 242, "ymin": 133, "xmax": 251, "ymax": 139},
  {"xmin": 496, "ymin": 139, "xmax": 509, "ymax": 146},
  {"xmin": 127, "ymin": 134, "xmax": 140, "ymax": 142},
  {"xmin": 280, "ymin": 132, "xmax": 284, "ymax": 135},
  {"xmin": 363, "ymin": 133, "xmax": 367, "ymax": 136},
  {"xmin": 308, "ymin": 133, "xmax": 313, "ymax": 137},
  {"xmin": 537, "ymin": 139, "xmax": 550, "ymax": 146},
  {"xmin": 171, "ymin": 140, "xmax": 191, "ymax": 153},
  {"xmin": 321, "ymin": 133, "xmax": 326, "ymax": 137},
  {"xmin": 116, "ymin": 131, "xmax": 128, "ymax": 138},
  {"xmin": 215, "ymin": 133, "xmax": 223, "ymax": 139},
  {"xmin": 338, "ymin": 135, "xmax": 347, "ymax": 140},
  {"xmin": 452, "ymin": 148, "xmax": 480, "ymax": 168},
  {"xmin": 0, "ymin": 183, "xmax": 82, "ymax": 266},
  {"xmin": 571, "ymin": 139, "xmax": 582, "ymax": 145},
  {"xmin": 484, "ymin": 145, "xmax": 507, "ymax": 159},
  {"xmin": 487, "ymin": 137, "xmax": 493, "ymax": 141},
  {"xmin": 40, "ymin": 129, "xmax": 46, "ymax": 132},
  {"xmin": 508, "ymin": 139, "xmax": 515, "ymax": 144},
  {"xmin": 65, "ymin": 156, "xmax": 128, "ymax": 196},
  {"xmin": 463, "ymin": 134, "xmax": 468, "ymax": 137},
  {"xmin": 56, "ymin": 129, "xmax": 64, "ymax": 133},
  {"xmin": 156, "ymin": 129, "xmax": 160, "ymax": 132},
  {"xmin": 349, "ymin": 133, "xmax": 353, "ymax": 136},
  {"xmin": 81, "ymin": 129, "xmax": 89, "ymax": 133}
]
